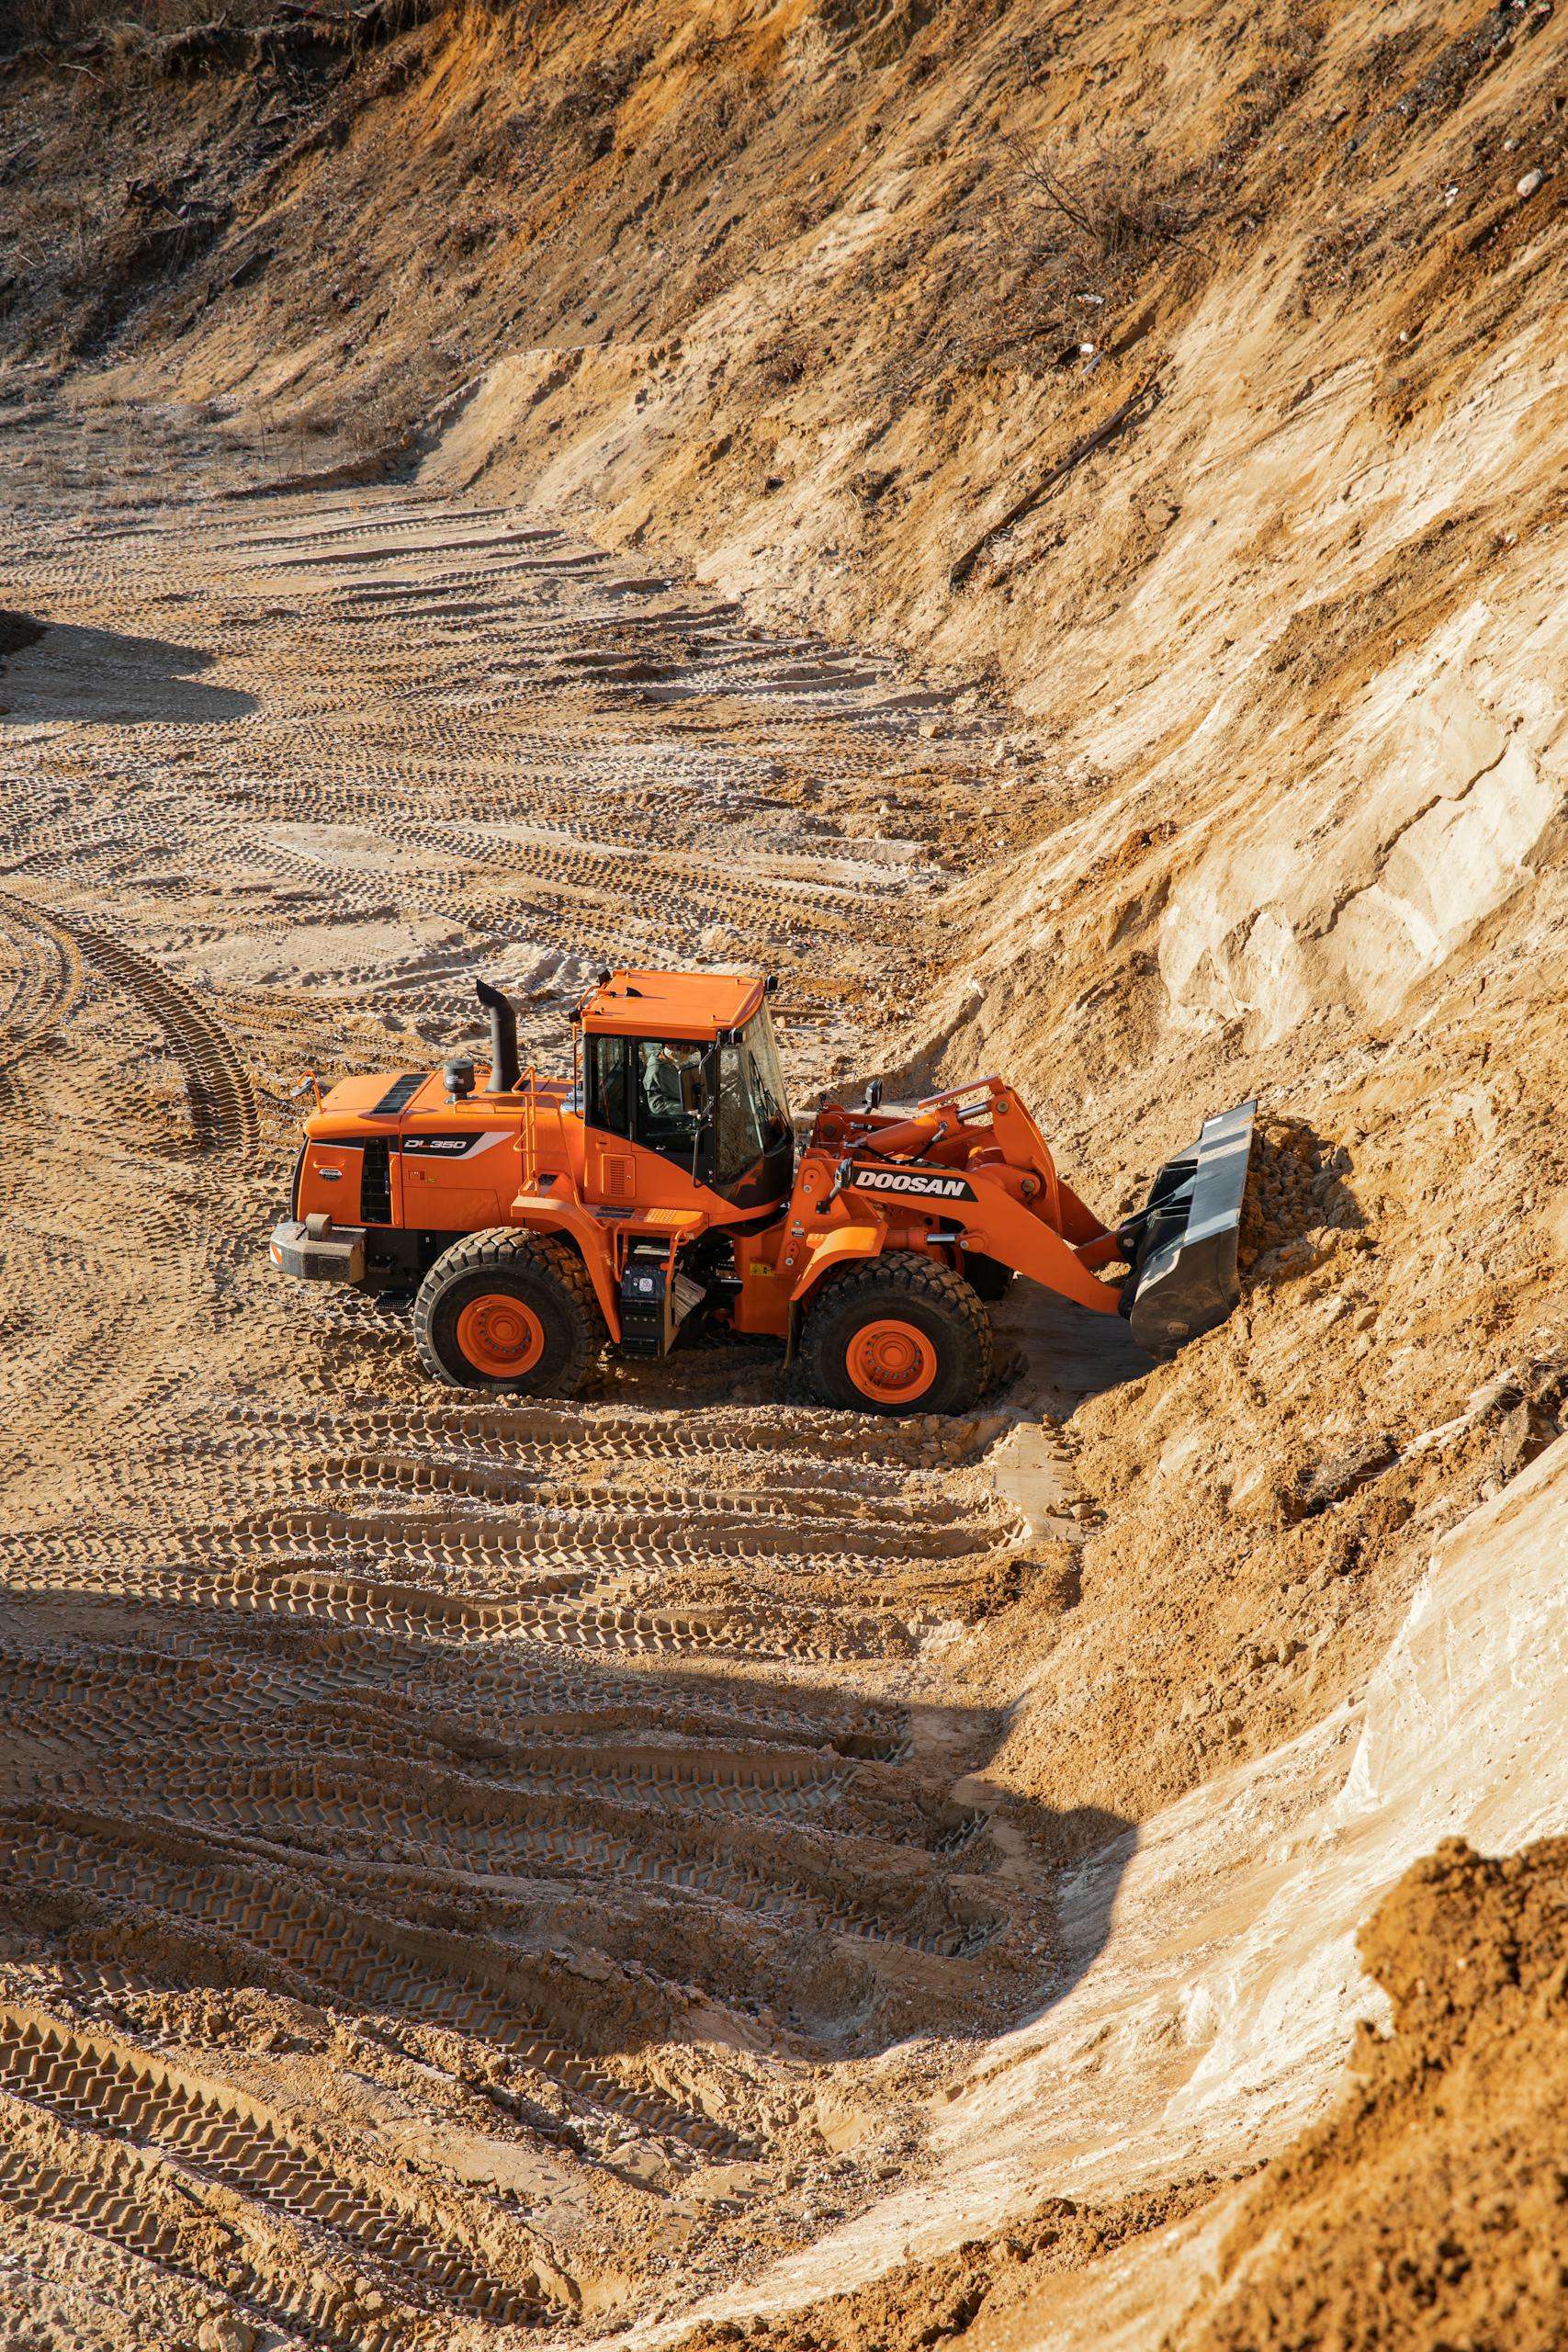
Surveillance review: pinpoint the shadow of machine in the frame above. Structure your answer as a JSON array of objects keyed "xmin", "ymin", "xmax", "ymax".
[{"xmin": 0, "ymin": 618, "xmax": 257, "ymax": 726}]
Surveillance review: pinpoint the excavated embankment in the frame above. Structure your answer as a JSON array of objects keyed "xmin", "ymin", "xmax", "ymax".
[{"xmin": 4, "ymin": 0, "xmax": 1568, "ymax": 2345}]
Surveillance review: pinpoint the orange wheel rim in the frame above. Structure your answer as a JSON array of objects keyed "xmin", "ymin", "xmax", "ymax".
[
  {"xmin": 456, "ymin": 1292, "xmax": 545, "ymax": 1378},
  {"xmin": 845, "ymin": 1317, "xmax": 938, "ymax": 1404}
]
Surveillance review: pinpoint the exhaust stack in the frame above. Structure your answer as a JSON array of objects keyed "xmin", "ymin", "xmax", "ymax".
[{"xmin": 475, "ymin": 979, "xmax": 520, "ymax": 1095}]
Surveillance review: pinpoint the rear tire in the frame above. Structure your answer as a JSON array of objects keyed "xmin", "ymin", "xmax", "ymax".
[
  {"xmin": 801, "ymin": 1252, "xmax": 992, "ymax": 1417},
  {"xmin": 413, "ymin": 1229, "xmax": 600, "ymax": 1396}
]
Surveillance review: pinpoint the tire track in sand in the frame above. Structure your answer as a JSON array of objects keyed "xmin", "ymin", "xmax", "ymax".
[
  {"xmin": 0, "ymin": 2007, "xmax": 549, "ymax": 2324},
  {"xmin": 0, "ymin": 455, "xmax": 1052, "ymax": 2342},
  {"xmin": 66, "ymin": 926, "xmax": 260, "ymax": 1162},
  {"xmin": 0, "ymin": 888, "xmax": 83, "ymax": 1073},
  {"xmin": 1, "ymin": 1818, "xmax": 742, "ymax": 2154}
]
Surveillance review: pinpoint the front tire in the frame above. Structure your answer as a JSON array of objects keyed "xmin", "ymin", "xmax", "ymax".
[
  {"xmin": 801, "ymin": 1252, "xmax": 992, "ymax": 1417},
  {"xmin": 413, "ymin": 1230, "xmax": 600, "ymax": 1396}
]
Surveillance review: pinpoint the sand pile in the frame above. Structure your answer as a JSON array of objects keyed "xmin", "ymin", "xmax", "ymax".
[
  {"xmin": 678, "ymin": 2182, "xmax": 1222, "ymax": 2352},
  {"xmin": 1174, "ymin": 1834, "xmax": 1568, "ymax": 2352},
  {"xmin": 667, "ymin": 1827, "xmax": 1568, "ymax": 2352}
]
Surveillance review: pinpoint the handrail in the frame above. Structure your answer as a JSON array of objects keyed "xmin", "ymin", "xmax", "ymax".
[{"xmin": 520, "ymin": 1066, "xmax": 538, "ymax": 1192}]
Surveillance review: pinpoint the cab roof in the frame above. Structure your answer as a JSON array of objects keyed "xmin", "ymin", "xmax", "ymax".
[{"xmin": 577, "ymin": 967, "xmax": 766, "ymax": 1040}]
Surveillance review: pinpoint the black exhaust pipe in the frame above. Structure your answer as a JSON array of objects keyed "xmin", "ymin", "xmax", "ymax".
[{"xmin": 475, "ymin": 979, "xmax": 520, "ymax": 1095}]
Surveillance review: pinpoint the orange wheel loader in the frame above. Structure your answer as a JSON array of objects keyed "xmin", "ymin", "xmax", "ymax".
[{"xmin": 269, "ymin": 969, "xmax": 1255, "ymax": 1416}]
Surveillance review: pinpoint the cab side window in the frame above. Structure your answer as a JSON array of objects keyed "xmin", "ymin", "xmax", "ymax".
[
  {"xmin": 586, "ymin": 1035, "xmax": 632, "ymax": 1136},
  {"xmin": 714, "ymin": 1043, "xmax": 764, "ymax": 1185}
]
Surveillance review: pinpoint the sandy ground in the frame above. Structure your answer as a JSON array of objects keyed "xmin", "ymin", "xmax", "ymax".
[{"xmin": 0, "ymin": 408, "xmax": 1150, "ymax": 2349}]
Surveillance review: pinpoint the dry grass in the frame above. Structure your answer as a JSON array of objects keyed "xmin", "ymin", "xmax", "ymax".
[
  {"xmin": 5, "ymin": 0, "xmax": 430, "ymax": 51},
  {"xmin": 1007, "ymin": 134, "xmax": 1199, "ymax": 275},
  {"xmin": 10, "ymin": 0, "xmax": 223, "ymax": 40}
]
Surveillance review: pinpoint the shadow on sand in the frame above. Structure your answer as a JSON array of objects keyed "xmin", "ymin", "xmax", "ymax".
[
  {"xmin": 0, "ymin": 1587, "xmax": 1133, "ymax": 2069},
  {"xmin": 990, "ymin": 1278, "xmax": 1156, "ymax": 1420},
  {"xmin": 0, "ymin": 618, "xmax": 257, "ymax": 726}
]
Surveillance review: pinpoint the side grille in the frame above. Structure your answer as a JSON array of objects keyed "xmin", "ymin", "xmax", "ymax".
[
  {"xmin": 360, "ymin": 1138, "xmax": 391, "ymax": 1225},
  {"xmin": 371, "ymin": 1072, "xmax": 424, "ymax": 1115}
]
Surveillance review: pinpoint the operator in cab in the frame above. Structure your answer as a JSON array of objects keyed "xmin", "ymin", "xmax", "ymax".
[{"xmin": 643, "ymin": 1040, "xmax": 705, "ymax": 1135}]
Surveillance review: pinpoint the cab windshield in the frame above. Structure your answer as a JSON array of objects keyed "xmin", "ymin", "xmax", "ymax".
[{"xmin": 715, "ymin": 1008, "xmax": 792, "ymax": 1190}]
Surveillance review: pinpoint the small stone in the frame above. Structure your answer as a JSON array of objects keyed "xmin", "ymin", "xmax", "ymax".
[
  {"xmin": 1517, "ymin": 169, "xmax": 1545, "ymax": 198},
  {"xmin": 1286, "ymin": 1435, "xmax": 1397, "ymax": 1521},
  {"xmin": 197, "ymin": 2321, "xmax": 256, "ymax": 2352},
  {"xmin": 1470, "ymin": 1372, "xmax": 1524, "ymax": 1418}
]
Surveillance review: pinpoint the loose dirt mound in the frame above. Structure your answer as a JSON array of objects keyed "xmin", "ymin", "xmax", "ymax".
[
  {"xmin": 680, "ymin": 2182, "xmax": 1223, "ymax": 2352},
  {"xmin": 1236, "ymin": 1118, "xmax": 1337, "ymax": 1277},
  {"xmin": 671, "ymin": 1829, "xmax": 1568, "ymax": 2352},
  {"xmin": 1171, "ymin": 1835, "xmax": 1568, "ymax": 2352}
]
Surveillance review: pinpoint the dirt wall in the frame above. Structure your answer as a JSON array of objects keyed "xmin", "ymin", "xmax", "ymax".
[{"xmin": 1171, "ymin": 1832, "xmax": 1568, "ymax": 2352}]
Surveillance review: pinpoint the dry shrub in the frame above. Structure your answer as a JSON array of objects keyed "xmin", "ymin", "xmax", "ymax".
[
  {"xmin": 921, "ymin": 130, "xmax": 1200, "ymax": 382},
  {"xmin": 1009, "ymin": 135, "xmax": 1196, "ymax": 271},
  {"xmin": 9, "ymin": 0, "xmax": 208, "ymax": 40},
  {"xmin": 5, "ymin": 0, "xmax": 374, "ymax": 47}
]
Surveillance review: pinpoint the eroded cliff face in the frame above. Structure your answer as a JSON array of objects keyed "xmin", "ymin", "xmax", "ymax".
[{"xmin": 12, "ymin": 0, "xmax": 1567, "ymax": 1109}]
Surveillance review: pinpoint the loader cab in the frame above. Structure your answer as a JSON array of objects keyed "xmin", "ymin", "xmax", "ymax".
[{"xmin": 578, "ymin": 969, "xmax": 794, "ymax": 1214}]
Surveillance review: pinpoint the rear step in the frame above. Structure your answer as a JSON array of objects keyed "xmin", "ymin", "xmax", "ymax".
[{"xmin": 1119, "ymin": 1100, "xmax": 1257, "ymax": 1356}]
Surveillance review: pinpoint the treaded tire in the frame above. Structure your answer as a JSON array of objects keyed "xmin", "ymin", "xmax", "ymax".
[
  {"xmin": 801, "ymin": 1252, "xmax": 992, "ymax": 1417},
  {"xmin": 412, "ymin": 1228, "xmax": 600, "ymax": 1396}
]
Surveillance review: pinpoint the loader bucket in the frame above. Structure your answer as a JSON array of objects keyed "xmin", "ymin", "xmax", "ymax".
[{"xmin": 1122, "ymin": 1100, "xmax": 1257, "ymax": 1357}]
